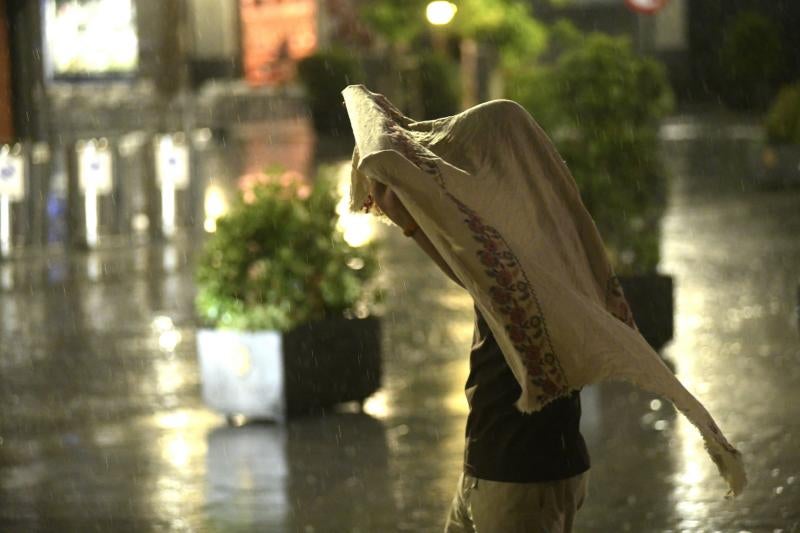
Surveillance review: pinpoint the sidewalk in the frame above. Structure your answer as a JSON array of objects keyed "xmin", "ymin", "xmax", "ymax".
[{"xmin": 1, "ymin": 127, "xmax": 799, "ymax": 532}]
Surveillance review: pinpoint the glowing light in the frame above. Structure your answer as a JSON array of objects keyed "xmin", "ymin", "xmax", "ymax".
[
  {"xmin": 426, "ymin": 1, "xmax": 457, "ymax": 26},
  {"xmin": 335, "ymin": 163, "xmax": 376, "ymax": 247},
  {"xmin": 152, "ymin": 315, "xmax": 182, "ymax": 353},
  {"xmin": 161, "ymin": 434, "xmax": 191, "ymax": 469},
  {"xmin": 45, "ymin": 0, "xmax": 139, "ymax": 75},
  {"xmin": 362, "ymin": 390, "xmax": 390, "ymax": 419},
  {"xmin": 154, "ymin": 410, "xmax": 190, "ymax": 430},
  {"xmin": 158, "ymin": 330, "xmax": 182, "ymax": 352},
  {"xmin": 203, "ymin": 184, "xmax": 229, "ymax": 233},
  {"xmin": 132, "ymin": 213, "xmax": 150, "ymax": 232},
  {"xmin": 152, "ymin": 315, "xmax": 174, "ymax": 331},
  {"xmin": 0, "ymin": 196, "xmax": 10, "ymax": 258},
  {"xmin": 341, "ymin": 219, "xmax": 376, "ymax": 248}
]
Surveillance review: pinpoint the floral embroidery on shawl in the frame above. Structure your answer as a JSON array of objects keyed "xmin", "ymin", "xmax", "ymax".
[
  {"xmin": 375, "ymin": 105, "xmax": 569, "ymax": 401},
  {"xmin": 384, "ymin": 122, "xmax": 442, "ymax": 181},
  {"xmin": 373, "ymin": 94, "xmax": 410, "ymax": 127},
  {"xmin": 450, "ymin": 196, "xmax": 569, "ymax": 400}
]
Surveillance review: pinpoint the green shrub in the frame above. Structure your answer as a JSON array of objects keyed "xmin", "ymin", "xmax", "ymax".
[
  {"xmin": 718, "ymin": 11, "xmax": 785, "ymax": 110},
  {"xmin": 505, "ymin": 65, "xmax": 560, "ymax": 134},
  {"xmin": 510, "ymin": 31, "xmax": 673, "ymax": 274},
  {"xmin": 195, "ymin": 167, "xmax": 379, "ymax": 332},
  {"xmin": 417, "ymin": 52, "xmax": 461, "ymax": 120},
  {"xmin": 297, "ymin": 49, "xmax": 365, "ymax": 136},
  {"xmin": 765, "ymin": 83, "xmax": 800, "ymax": 145}
]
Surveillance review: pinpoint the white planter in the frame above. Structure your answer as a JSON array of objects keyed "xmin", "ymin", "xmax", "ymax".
[
  {"xmin": 196, "ymin": 316, "xmax": 382, "ymax": 422},
  {"xmin": 197, "ymin": 329, "xmax": 286, "ymax": 422}
]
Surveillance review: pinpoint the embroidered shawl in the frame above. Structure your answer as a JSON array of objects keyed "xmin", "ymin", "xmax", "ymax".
[{"xmin": 342, "ymin": 85, "xmax": 746, "ymax": 497}]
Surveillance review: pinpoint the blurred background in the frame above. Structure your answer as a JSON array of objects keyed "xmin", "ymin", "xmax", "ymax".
[{"xmin": 1, "ymin": 0, "xmax": 799, "ymax": 531}]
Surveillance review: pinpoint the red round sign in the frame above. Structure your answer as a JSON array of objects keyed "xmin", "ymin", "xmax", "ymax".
[{"xmin": 625, "ymin": 0, "xmax": 670, "ymax": 15}]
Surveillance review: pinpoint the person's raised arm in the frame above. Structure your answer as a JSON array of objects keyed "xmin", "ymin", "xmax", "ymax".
[{"xmin": 367, "ymin": 179, "xmax": 464, "ymax": 289}]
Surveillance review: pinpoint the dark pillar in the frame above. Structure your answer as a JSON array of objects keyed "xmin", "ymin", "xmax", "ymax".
[
  {"xmin": 0, "ymin": 0, "xmax": 14, "ymax": 142},
  {"xmin": 6, "ymin": 0, "xmax": 48, "ymax": 142}
]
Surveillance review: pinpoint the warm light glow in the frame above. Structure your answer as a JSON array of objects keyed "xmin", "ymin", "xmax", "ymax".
[
  {"xmin": 335, "ymin": 164, "xmax": 376, "ymax": 247},
  {"xmin": 426, "ymin": 1, "xmax": 457, "ymax": 26},
  {"xmin": 154, "ymin": 410, "xmax": 190, "ymax": 430},
  {"xmin": 203, "ymin": 184, "xmax": 229, "ymax": 233},
  {"xmin": 0, "ymin": 196, "xmax": 10, "ymax": 258},
  {"xmin": 158, "ymin": 330, "xmax": 182, "ymax": 353},
  {"xmin": 161, "ymin": 434, "xmax": 191, "ymax": 469},
  {"xmin": 152, "ymin": 315, "xmax": 182, "ymax": 353},
  {"xmin": 341, "ymin": 220, "xmax": 376, "ymax": 248},
  {"xmin": 362, "ymin": 390, "xmax": 390, "ymax": 419},
  {"xmin": 44, "ymin": 0, "xmax": 139, "ymax": 76},
  {"xmin": 152, "ymin": 315, "xmax": 174, "ymax": 331}
]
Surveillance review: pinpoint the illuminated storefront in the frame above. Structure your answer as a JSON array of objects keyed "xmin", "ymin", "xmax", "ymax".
[
  {"xmin": 240, "ymin": 0, "xmax": 318, "ymax": 86},
  {"xmin": 42, "ymin": 0, "xmax": 139, "ymax": 80}
]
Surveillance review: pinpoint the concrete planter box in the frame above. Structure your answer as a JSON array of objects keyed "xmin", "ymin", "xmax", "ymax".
[
  {"xmin": 618, "ymin": 274, "xmax": 674, "ymax": 352},
  {"xmin": 756, "ymin": 144, "xmax": 800, "ymax": 188},
  {"xmin": 197, "ymin": 316, "xmax": 382, "ymax": 422}
]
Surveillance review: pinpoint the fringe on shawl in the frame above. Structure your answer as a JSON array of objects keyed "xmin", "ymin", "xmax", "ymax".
[{"xmin": 705, "ymin": 436, "xmax": 747, "ymax": 498}]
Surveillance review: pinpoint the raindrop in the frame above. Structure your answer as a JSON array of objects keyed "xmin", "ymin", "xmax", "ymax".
[
  {"xmin": 774, "ymin": 486, "xmax": 784, "ymax": 495},
  {"xmin": 653, "ymin": 420, "xmax": 668, "ymax": 431}
]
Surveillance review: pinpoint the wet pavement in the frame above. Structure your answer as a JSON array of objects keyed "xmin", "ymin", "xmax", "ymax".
[{"xmin": 1, "ymin": 119, "xmax": 799, "ymax": 532}]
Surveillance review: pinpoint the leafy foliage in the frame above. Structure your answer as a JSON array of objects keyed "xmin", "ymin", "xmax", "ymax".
[
  {"xmin": 195, "ymin": 168, "xmax": 379, "ymax": 332},
  {"xmin": 417, "ymin": 52, "xmax": 461, "ymax": 119},
  {"xmin": 357, "ymin": 0, "xmax": 429, "ymax": 44},
  {"xmin": 450, "ymin": 0, "xmax": 547, "ymax": 68},
  {"xmin": 717, "ymin": 11, "xmax": 785, "ymax": 110},
  {"xmin": 297, "ymin": 49, "xmax": 365, "ymax": 135},
  {"xmin": 357, "ymin": 0, "xmax": 546, "ymax": 68},
  {"xmin": 508, "ymin": 30, "xmax": 674, "ymax": 274},
  {"xmin": 765, "ymin": 83, "xmax": 800, "ymax": 145}
]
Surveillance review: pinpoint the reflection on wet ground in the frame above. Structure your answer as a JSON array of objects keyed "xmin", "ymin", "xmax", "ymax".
[{"xmin": 1, "ymin": 126, "xmax": 799, "ymax": 532}]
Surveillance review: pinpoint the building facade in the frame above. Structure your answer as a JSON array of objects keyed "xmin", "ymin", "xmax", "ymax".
[{"xmin": 3, "ymin": 0, "xmax": 321, "ymax": 144}]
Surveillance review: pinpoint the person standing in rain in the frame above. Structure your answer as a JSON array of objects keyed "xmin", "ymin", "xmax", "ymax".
[
  {"xmin": 366, "ymin": 178, "xmax": 590, "ymax": 532},
  {"xmin": 346, "ymin": 83, "xmax": 743, "ymax": 530}
]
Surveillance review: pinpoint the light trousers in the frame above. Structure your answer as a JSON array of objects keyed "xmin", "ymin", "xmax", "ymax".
[{"xmin": 444, "ymin": 471, "xmax": 589, "ymax": 533}]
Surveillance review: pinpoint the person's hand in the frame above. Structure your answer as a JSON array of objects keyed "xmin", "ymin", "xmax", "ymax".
[{"xmin": 368, "ymin": 179, "xmax": 415, "ymax": 230}]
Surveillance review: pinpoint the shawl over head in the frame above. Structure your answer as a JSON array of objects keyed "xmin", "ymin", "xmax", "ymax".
[{"xmin": 342, "ymin": 85, "xmax": 746, "ymax": 497}]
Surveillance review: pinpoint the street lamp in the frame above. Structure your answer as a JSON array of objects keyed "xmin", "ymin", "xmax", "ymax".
[{"xmin": 426, "ymin": 1, "xmax": 457, "ymax": 26}]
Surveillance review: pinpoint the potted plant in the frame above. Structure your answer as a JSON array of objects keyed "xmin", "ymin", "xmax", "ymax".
[
  {"xmin": 758, "ymin": 82, "xmax": 800, "ymax": 188},
  {"xmin": 194, "ymin": 167, "xmax": 381, "ymax": 422},
  {"xmin": 508, "ymin": 30, "xmax": 675, "ymax": 350}
]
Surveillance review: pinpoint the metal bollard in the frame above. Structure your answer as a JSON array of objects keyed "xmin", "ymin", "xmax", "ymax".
[
  {"xmin": 0, "ymin": 143, "xmax": 26, "ymax": 259},
  {"xmin": 153, "ymin": 132, "xmax": 191, "ymax": 239},
  {"xmin": 69, "ymin": 138, "xmax": 117, "ymax": 249},
  {"xmin": 190, "ymin": 128, "xmax": 215, "ymax": 235},
  {"xmin": 30, "ymin": 142, "xmax": 53, "ymax": 248}
]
